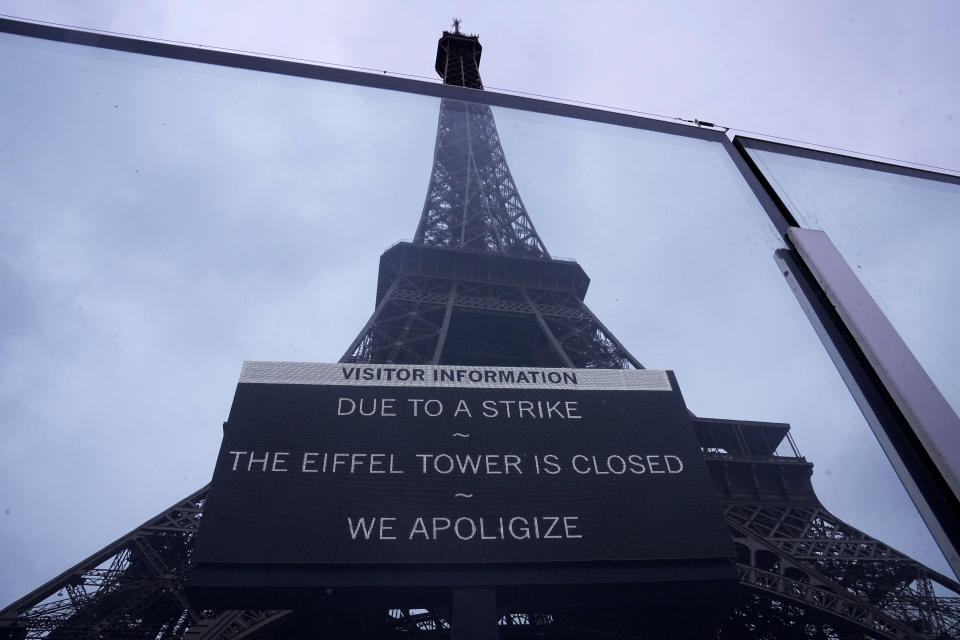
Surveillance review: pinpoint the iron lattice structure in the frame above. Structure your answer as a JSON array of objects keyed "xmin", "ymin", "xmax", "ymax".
[
  {"xmin": 413, "ymin": 96, "xmax": 548, "ymax": 258},
  {"xmin": 3, "ymin": 26, "xmax": 960, "ymax": 640}
]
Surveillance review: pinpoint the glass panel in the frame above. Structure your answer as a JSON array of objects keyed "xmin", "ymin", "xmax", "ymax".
[
  {"xmin": 0, "ymin": 32, "xmax": 441, "ymax": 600},
  {"xmin": 0, "ymin": 29, "xmax": 952, "ymax": 613},
  {"xmin": 743, "ymin": 142, "xmax": 960, "ymax": 419},
  {"xmin": 492, "ymin": 110, "xmax": 950, "ymax": 575}
]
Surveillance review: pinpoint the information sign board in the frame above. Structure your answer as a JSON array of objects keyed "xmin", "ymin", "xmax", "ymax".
[{"xmin": 192, "ymin": 362, "xmax": 732, "ymax": 568}]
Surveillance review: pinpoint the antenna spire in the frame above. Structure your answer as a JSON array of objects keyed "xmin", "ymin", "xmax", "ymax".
[{"xmin": 451, "ymin": 17, "xmax": 462, "ymax": 34}]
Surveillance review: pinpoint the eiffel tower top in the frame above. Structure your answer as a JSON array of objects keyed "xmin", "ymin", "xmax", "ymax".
[
  {"xmin": 418, "ymin": 25, "xmax": 550, "ymax": 258},
  {"xmin": 435, "ymin": 19, "xmax": 483, "ymax": 89}
]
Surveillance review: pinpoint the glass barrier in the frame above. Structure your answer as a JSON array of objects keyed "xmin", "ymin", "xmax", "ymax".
[
  {"xmin": 0, "ymin": 29, "xmax": 952, "ymax": 612},
  {"xmin": 0, "ymin": 31, "xmax": 441, "ymax": 601},
  {"xmin": 491, "ymin": 108, "xmax": 950, "ymax": 575},
  {"xmin": 742, "ymin": 139, "xmax": 960, "ymax": 421}
]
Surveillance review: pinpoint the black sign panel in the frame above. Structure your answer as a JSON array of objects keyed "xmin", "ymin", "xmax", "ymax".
[{"xmin": 193, "ymin": 363, "xmax": 732, "ymax": 568}]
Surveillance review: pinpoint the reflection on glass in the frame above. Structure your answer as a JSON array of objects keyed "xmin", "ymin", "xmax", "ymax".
[
  {"xmin": 0, "ymin": 29, "xmax": 952, "ymax": 618},
  {"xmin": 494, "ymin": 109, "xmax": 950, "ymax": 575},
  {"xmin": 0, "ymin": 31, "xmax": 441, "ymax": 601},
  {"xmin": 744, "ymin": 145, "xmax": 960, "ymax": 420}
]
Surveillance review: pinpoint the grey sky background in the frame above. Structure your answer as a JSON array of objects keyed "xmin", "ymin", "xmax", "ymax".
[
  {"xmin": 1, "ymin": 0, "xmax": 958, "ymax": 171},
  {"xmin": 1, "ymin": 1, "xmax": 959, "ymax": 606}
]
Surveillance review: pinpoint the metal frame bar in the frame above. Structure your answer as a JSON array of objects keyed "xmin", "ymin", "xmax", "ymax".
[
  {"xmin": 727, "ymin": 136, "xmax": 799, "ymax": 236},
  {"xmin": 0, "ymin": 16, "xmax": 726, "ymax": 144},
  {"xmin": 782, "ymin": 231, "xmax": 960, "ymax": 575},
  {"xmin": 789, "ymin": 228, "xmax": 960, "ymax": 500},
  {"xmin": 725, "ymin": 130, "xmax": 960, "ymax": 577},
  {"xmin": 736, "ymin": 135, "xmax": 960, "ymax": 186}
]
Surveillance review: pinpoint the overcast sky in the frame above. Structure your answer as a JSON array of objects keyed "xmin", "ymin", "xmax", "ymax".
[
  {"xmin": 1, "ymin": 0, "xmax": 958, "ymax": 607},
  {"xmin": 1, "ymin": 0, "xmax": 958, "ymax": 172}
]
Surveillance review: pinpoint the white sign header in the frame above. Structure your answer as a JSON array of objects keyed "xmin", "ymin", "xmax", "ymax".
[{"xmin": 240, "ymin": 361, "xmax": 671, "ymax": 392}]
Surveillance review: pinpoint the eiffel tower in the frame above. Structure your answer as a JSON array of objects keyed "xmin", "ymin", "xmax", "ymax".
[{"xmin": 2, "ymin": 23, "xmax": 960, "ymax": 640}]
